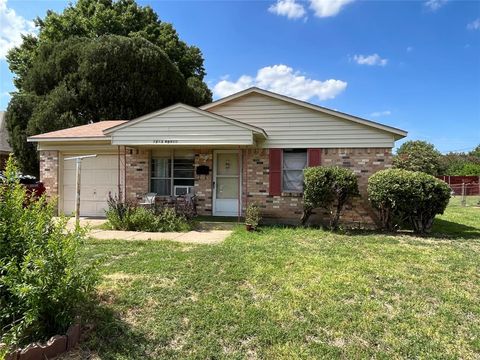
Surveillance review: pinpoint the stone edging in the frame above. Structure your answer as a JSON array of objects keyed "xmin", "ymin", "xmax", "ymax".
[{"xmin": 4, "ymin": 323, "xmax": 81, "ymax": 360}]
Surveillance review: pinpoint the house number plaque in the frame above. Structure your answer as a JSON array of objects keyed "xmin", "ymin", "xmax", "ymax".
[{"xmin": 153, "ymin": 140, "xmax": 179, "ymax": 144}]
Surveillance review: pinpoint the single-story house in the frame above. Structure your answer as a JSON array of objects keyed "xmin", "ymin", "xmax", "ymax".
[
  {"xmin": 0, "ymin": 111, "xmax": 13, "ymax": 170},
  {"xmin": 28, "ymin": 87, "xmax": 407, "ymax": 226}
]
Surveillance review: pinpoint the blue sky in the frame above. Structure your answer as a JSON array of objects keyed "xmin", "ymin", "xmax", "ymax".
[{"xmin": 1, "ymin": 0, "xmax": 479, "ymax": 152}]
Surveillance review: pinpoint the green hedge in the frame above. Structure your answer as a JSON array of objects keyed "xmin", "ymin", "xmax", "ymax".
[
  {"xmin": 303, "ymin": 166, "xmax": 359, "ymax": 229},
  {"xmin": 368, "ymin": 168, "xmax": 451, "ymax": 233}
]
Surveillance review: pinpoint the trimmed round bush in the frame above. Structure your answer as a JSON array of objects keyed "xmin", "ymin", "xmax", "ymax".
[
  {"xmin": 368, "ymin": 168, "xmax": 451, "ymax": 233},
  {"xmin": 303, "ymin": 166, "xmax": 359, "ymax": 229}
]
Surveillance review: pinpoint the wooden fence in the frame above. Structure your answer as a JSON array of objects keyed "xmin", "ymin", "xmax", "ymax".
[{"xmin": 437, "ymin": 176, "xmax": 480, "ymax": 195}]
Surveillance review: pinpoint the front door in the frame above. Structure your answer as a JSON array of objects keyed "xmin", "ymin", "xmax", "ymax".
[{"xmin": 213, "ymin": 150, "xmax": 241, "ymax": 216}]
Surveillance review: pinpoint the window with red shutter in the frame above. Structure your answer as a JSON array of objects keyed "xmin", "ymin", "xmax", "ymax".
[
  {"xmin": 269, "ymin": 149, "xmax": 282, "ymax": 196},
  {"xmin": 308, "ymin": 148, "xmax": 322, "ymax": 167}
]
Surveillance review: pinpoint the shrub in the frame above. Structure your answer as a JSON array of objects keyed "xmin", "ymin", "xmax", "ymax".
[
  {"xmin": 0, "ymin": 157, "xmax": 97, "ymax": 352},
  {"xmin": 368, "ymin": 168, "xmax": 451, "ymax": 233},
  {"xmin": 156, "ymin": 207, "xmax": 191, "ymax": 232},
  {"xmin": 105, "ymin": 194, "xmax": 135, "ymax": 231},
  {"xmin": 302, "ymin": 166, "xmax": 359, "ymax": 229},
  {"xmin": 245, "ymin": 203, "xmax": 261, "ymax": 229},
  {"xmin": 105, "ymin": 196, "xmax": 191, "ymax": 232}
]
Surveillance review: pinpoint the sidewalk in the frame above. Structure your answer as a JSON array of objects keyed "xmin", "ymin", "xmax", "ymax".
[{"xmin": 66, "ymin": 218, "xmax": 232, "ymax": 244}]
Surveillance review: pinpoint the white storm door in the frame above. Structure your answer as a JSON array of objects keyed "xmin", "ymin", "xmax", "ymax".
[{"xmin": 213, "ymin": 150, "xmax": 241, "ymax": 216}]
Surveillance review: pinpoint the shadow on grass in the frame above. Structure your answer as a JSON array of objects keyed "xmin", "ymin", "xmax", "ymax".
[
  {"xmin": 77, "ymin": 299, "xmax": 151, "ymax": 360},
  {"xmin": 281, "ymin": 217, "xmax": 480, "ymax": 241},
  {"xmin": 429, "ymin": 218, "xmax": 480, "ymax": 240}
]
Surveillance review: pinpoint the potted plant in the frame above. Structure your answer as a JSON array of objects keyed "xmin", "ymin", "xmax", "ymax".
[{"xmin": 245, "ymin": 203, "xmax": 261, "ymax": 231}]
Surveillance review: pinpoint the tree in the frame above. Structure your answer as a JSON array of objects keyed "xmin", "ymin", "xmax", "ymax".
[
  {"xmin": 7, "ymin": 0, "xmax": 208, "ymax": 89},
  {"xmin": 6, "ymin": 35, "xmax": 195, "ymax": 175},
  {"xmin": 393, "ymin": 140, "xmax": 444, "ymax": 175},
  {"xmin": 6, "ymin": 0, "xmax": 212, "ymax": 175},
  {"xmin": 469, "ymin": 145, "xmax": 480, "ymax": 159},
  {"xmin": 439, "ymin": 146, "xmax": 480, "ymax": 176}
]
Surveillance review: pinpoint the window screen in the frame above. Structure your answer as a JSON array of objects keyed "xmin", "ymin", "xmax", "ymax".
[{"xmin": 282, "ymin": 149, "xmax": 307, "ymax": 192}]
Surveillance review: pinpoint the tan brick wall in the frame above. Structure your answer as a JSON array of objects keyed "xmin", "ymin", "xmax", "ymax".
[
  {"xmin": 125, "ymin": 148, "xmax": 149, "ymax": 201},
  {"xmin": 39, "ymin": 150, "xmax": 59, "ymax": 199},
  {"xmin": 194, "ymin": 149, "xmax": 213, "ymax": 215},
  {"xmin": 45, "ymin": 146, "xmax": 391, "ymax": 226},
  {"xmin": 242, "ymin": 147, "xmax": 393, "ymax": 227}
]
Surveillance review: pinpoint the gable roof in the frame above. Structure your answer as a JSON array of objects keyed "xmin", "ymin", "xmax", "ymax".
[
  {"xmin": 0, "ymin": 112, "xmax": 12, "ymax": 153},
  {"xmin": 27, "ymin": 120, "xmax": 127, "ymax": 142},
  {"xmin": 201, "ymin": 87, "xmax": 407, "ymax": 140},
  {"xmin": 103, "ymin": 103, "xmax": 267, "ymax": 138}
]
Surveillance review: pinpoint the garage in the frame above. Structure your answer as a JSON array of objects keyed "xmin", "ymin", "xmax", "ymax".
[{"xmin": 62, "ymin": 154, "xmax": 119, "ymax": 217}]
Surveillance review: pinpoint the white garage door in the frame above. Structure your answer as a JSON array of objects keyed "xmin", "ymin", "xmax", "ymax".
[{"xmin": 62, "ymin": 154, "xmax": 119, "ymax": 217}]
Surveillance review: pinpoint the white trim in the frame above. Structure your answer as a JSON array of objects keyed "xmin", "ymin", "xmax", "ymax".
[
  {"xmin": 103, "ymin": 103, "xmax": 268, "ymax": 138},
  {"xmin": 212, "ymin": 150, "xmax": 242, "ymax": 217},
  {"xmin": 201, "ymin": 87, "xmax": 407, "ymax": 139},
  {"xmin": 28, "ymin": 136, "xmax": 110, "ymax": 142}
]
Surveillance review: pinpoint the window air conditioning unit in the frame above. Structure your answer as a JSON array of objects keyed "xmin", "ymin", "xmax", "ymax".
[{"xmin": 174, "ymin": 186, "xmax": 194, "ymax": 196}]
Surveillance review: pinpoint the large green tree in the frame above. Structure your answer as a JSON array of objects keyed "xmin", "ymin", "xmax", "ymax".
[
  {"xmin": 6, "ymin": 0, "xmax": 212, "ymax": 175},
  {"xmin": 7, "ymin": 0, "xmax": 208, "ymax": 89},
  {"xmin": 6, "ymin": 36, "xmax": 202, "ymax": 175},
  {"xmin": 393, "ymin": 140, "xmax": 445, "ymax": 176}
]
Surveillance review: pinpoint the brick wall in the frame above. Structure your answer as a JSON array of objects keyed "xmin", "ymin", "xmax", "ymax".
[
  {"xmin": 242, "ymin": 147, "xmax": 392, "ymax": 227},
  {"xmin": 39, "ymin": 150, "xmax": 59, "ymax": 199},
  {"xmin": 125, "ymin": 148, "xmax": 149, "ymax": 201},
  {"xmin": 194, "ymin": 149, "xmax": 213, "ymax": 215},
  {"xmin": 38, "ymin": 146, "xmax": 392, "ymax": 226}
]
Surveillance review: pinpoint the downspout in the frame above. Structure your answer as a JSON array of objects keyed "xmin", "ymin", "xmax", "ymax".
[
  {"xmin": 117, "ymin": 145, "xmax": 121, "ymax": 201},
  {"xmin": 238, "ymin": 146, "xmax": 241, "ymax": 223},
  {"xmin": 124, "ymin": 146, "xmax": 127, "ymax": 202},
  {"xmin": 245, "ymin": 148, "xmax": 248, "ymax": 215}
]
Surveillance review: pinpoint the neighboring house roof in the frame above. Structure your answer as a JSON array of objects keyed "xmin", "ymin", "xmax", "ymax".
[
  {"xmin": 103, "ymin": 103, "xmax": 268, "ymax": 138},
  {"xmin": 201, "ymin": 87, "xmax": 407, "ymax": 140},
  {"xmin": 28, "ymin": 120, "xmax": 127, "ymax": 142},
  {"xmin": 0, "ymin": 111, "xmax": 13, "ymax": 153}
]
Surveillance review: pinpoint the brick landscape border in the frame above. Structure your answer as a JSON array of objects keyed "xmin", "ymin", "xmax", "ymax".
[{"xmin": 3, "ymin": 323, "xmax": 81, "ymax": 360}]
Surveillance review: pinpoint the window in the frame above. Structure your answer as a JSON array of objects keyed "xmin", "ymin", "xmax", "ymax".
[
  {"xmin": 282, "ymin": 149, "xmax": 307, "ymax": 192},
  {"xmin": 151, "ymin": 151, "xmax": 194, "ymax": 196}
]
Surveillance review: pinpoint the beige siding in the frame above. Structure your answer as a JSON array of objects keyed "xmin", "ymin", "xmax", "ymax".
[
  {"xmin": 209, "ymin": 93, "xmax": 395, "ymax": 148},
  {"xmin": 110, "ymin": 107, "xmax": 253, "ymax": 145}
]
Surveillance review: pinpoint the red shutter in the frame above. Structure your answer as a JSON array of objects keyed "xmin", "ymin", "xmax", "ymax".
[
  {"xmin": 308, "ymin": 148, "xmax": 322, "ymax": 167},
  {"xmin": 269, "ymin": 149, "xmax": 282, "ymax": 196}
]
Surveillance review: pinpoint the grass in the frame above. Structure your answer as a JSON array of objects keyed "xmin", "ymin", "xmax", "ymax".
[{"xmin": 75, "ymin": 200, "xmax": 480, "ymax": 359}]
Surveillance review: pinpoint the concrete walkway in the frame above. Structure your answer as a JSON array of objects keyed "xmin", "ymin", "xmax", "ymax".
[{"xmin": 66, "ymin": 218, "xmax": 231, "ymax": 244}]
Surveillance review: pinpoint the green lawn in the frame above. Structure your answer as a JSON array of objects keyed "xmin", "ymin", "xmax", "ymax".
[{"xmin": 77, "ymin": 200, "xmax": 480, "ymax": 359}]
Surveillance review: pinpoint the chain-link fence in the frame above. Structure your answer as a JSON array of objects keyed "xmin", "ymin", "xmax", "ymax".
[{"xmin": 437, "ymin": 176, "xmax": 480, "ymax": 207}]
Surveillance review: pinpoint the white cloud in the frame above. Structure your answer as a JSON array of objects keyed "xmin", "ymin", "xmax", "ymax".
[
  {"xmin": 370, "ymin": 110, "xmax": 391, "ymax": 118},
  {"xmin": 213, "ymin": 64, "xmax": 347, "ymax": 101},
  {"xmin": 424, "ymin": 0, "xmax": 448, "ymax": 11},
  {"xmin": 309, "ymin": 0, "xmax": 354, "ymax": 18},
  {"xmin": 467, "ymin": 18, "xmax": 480, "ymax": 30},
  {"xmin": 0, "ymin": 0, "xmax": 36, "ymax": 60},
  {"xmin": 268, "ymin": 0, "xmax": 306, "ymax": 19},
  {"xmin": 353, "ymin": 54, "xmax": 388, "ymax": 66},
  {"xmin": 407, "ymin": 46, "xmax": 414, "ymax": 52}
]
